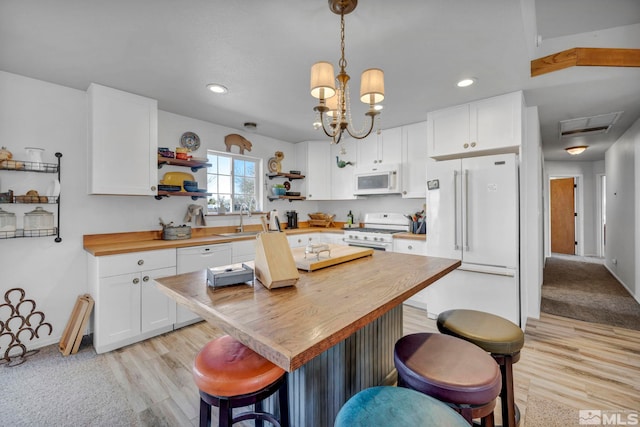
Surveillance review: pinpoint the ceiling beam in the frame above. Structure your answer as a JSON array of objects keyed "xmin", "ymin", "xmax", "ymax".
[{"xmin": 531, "ymin": 47, "xmax": 640, "ymax": 77}]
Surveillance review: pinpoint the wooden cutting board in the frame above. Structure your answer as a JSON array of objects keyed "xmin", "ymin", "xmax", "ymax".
[{"xmin": 291, "ymin": 244, "xmax": 374, "ymax": 272}]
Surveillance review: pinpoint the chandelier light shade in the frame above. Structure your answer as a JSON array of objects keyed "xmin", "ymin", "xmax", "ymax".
[
  {"xmin": 310, "ymin": 0, "xmax": 384, "ymax": 144},
  {"xmin": 565, "ymin": 145, "xmax": 588, "ymax": 155},
  {"xmin": 310, "ymin": 61, "xmax": 336, "ymax": 99}
]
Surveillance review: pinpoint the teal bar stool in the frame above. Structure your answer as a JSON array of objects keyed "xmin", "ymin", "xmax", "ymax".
[
  {"xmin": 334, "ymin": 386, "xmax": 469, "ymax": 427},
  {"xmin": 437, "ymin": 309, "xmax": 525, "ymax": 427}
]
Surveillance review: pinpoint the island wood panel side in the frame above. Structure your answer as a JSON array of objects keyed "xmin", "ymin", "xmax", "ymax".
[{"xmin": 154, "ymin": 253, "xmax": 460, "ymax": 372}]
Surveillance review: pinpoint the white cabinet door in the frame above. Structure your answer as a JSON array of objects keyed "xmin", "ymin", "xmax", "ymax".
[
  {"xmin": 97, "ymin": 272, "xmax": 142, "ymax": 347},
  {"xmin": 357, "ymin": 127, "xmax": 402, "ymax": 169},
  {"xmin": 296, "ymin": 141, "xmax": 331, "ymax": 200},
  {"xmin": 427, "ymin": 91, "xmax": 522, "ymax": 160},
  {"xmin": 88, "ymin": 83, "xmax": 157, "ymax": 195},
  {"xmin": 141, "ymin": 266, "xmax": 177, "ymax": 333},
  {"xmin": 393, "ymin": 238, "xmax": 426, "ymax": 255},
  {"xmin": 401, "ymin": 122, "xmax": 428, "ymax": 198},
  {"xmin": 472, "ymin": 92, "xmax": 522, "ymax": 155},
  {"xmin": 427, "ymin": 104, "xmax": 470, "ymax": 160},
  {"xmin": 232, "ymin": 239, "xmax": 256, "ymax": 263},
  {"xmin": 331, "ymin": 137, "xmax": 357, "ymax": 200}
]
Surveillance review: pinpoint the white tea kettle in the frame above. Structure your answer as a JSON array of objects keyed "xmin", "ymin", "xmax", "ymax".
[{"xmin": 269, "ymin": 209, "xmax": 280, "ymax": 231}]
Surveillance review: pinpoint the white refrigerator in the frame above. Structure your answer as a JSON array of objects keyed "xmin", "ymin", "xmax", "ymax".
[{"xmin": 424, "ymin": 153, "xmax": 520, "ymax": 325}]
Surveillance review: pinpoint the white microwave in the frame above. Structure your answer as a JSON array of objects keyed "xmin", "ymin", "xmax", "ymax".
[{"xmin": 354, "ymin": 164, "xmax": 401, "ymax": 195}]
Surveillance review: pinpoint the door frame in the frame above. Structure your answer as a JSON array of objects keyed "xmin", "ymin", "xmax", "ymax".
[
  {"xmin": 596, "ymin": 173, "xmax": 606, "ymax": 258},
  {"xmin": 545, "ymin": 174, "xmax": 583, "ymax": 257}
]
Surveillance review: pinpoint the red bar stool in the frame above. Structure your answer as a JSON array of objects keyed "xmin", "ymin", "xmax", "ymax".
[
  {"xmin": 437, "ymin": 309, "xmax": 525, "ymax": 427},
  {"xmin": 192, "ymin": 335, "xmax": 289, "ymax": 427},
  {"xmin": 394, "ymin": 333, "xmax": 502, "ymax": 426}
]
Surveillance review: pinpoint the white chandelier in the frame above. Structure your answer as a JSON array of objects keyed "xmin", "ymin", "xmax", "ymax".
[{"xmin": 310, "ymin": 0, "xmax": 384, "ymax": 144}]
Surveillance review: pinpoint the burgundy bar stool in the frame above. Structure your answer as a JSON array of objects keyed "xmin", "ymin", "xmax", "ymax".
[
  {"xmin": 192, "ymin": 335, "xmax": 289, "ymax": 427},
  {"xmin": 437, "ymin": 309, "xmax": 525, "ymax": 427},
  {"xmin": 394, "ymin": 333, "xmax": 502, "ymax": 426}
]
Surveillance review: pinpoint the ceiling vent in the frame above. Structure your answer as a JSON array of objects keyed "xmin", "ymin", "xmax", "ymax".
[{"xmin": 559, "ymin": 111, "xmax": 623, "ymax": 138}]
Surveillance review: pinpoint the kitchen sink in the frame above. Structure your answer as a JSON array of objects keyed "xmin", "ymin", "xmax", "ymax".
[{"xmin": 216, "ymin": 231, "xmax": 262, "ymax": 237}]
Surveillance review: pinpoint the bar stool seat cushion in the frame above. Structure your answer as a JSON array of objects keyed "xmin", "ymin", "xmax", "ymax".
[
  {"xmin": 193, "ymin": 335, "xmax": 285, "ymax": 397},
  {"xmin": 334, "ymin": 386, "xmax": 468, "ymax": 427},
  {"xmin": 394, "ymin": 333, "xmax": 501, "ymax": 406},
  {"xmin": 437, "ymin": 309, "xmax": 524, "ymax": 355}
]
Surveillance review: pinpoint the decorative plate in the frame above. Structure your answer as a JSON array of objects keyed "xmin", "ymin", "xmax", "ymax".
[{"xmin": 180, "ymin": 132, "xmax": 200, "ymax": 151}]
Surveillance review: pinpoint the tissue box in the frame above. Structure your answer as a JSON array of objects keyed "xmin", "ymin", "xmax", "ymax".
[{"xmin": 207, "ymin": 263, "xmax": 254, "ymax": 288}]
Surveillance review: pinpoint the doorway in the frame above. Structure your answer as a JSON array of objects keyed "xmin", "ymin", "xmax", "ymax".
[{"xmin": 550, "ymin": 177, "xmax": 576, "ymax": 255}]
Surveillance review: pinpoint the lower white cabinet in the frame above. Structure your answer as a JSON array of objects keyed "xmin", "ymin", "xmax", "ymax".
[
  {"xmin": 287, "ymin": 232, "xmax": 345, "ymax": 248},
  {"xmin": 232, "ymin": 239, "xmax": 256, "ymax": 263},
  {"xmin": 89, "ymin": 249, "xmax": 176, "ymax": 353},
  {"xmin": 393, "ymin": 238, "xmax": 428, "ymax": 309},
  {"xmin": 176, "ymin": 244, "xmax": 232, "ymax": 327},
  {"xmin": 392, "ymin": 238, "xmax": 426, "ymax": 255}
]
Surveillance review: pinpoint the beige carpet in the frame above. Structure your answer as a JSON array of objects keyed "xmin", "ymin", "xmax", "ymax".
[{"xmin": 540, "ymin": 257, "xmax": 640, "ymax": 330}]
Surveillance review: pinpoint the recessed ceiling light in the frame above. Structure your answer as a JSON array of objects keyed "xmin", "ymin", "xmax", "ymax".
[
  {"xmin": 206, "ymin": 83, "xmax": 228, "ymax": 94},
  {"xmin": 565, "ymin": 146, "xmax": 588, "ymax": 155},
  {"xmin": 457, "ymin": 78, "xmax": 476, "ymax": 88}
]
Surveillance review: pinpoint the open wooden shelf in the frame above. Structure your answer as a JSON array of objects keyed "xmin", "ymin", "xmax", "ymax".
[
  {"xmin": 157, "ymin": 157, "xmax": 211, "ymax": 172},
  {"xmin": 267, "ymin": 172, "xmax": 305, "ymax": 181},
  {"xmin": 155, "ymin": 190, "xmax": 212, "ymax": 200}
]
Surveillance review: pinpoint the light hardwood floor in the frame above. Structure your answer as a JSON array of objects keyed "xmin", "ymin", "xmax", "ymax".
[{"xmin": 103, "ymin": 305, "xmax": 640, "ymax": 426}]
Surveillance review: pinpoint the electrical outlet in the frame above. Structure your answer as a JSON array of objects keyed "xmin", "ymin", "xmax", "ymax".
[{"xmin": 612, "ymin": 258, "xmax": 618, "ymax": 265}]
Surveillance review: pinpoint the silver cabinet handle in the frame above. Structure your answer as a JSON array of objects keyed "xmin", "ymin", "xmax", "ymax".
[
  {"xmin": 464, "ymin": 169, "xmax": 469, "ymax": 251},
  {"xmin": 137, "ymin": 259, "xmax": 144, "ymax": 266},
  {"xmin": 454, "ymin": 170, "xmax": 460, "ymax": 250},
  {"xmin": 143, "ymin": 276, "xmax": 150, "ymax": 282},
  {"xmin": 133, "ymin": 277, "xmax": 140, "ymax": 284},
  {"xmin": 408, "ymin": 245, "xmax": 413, "ymax": 250}
]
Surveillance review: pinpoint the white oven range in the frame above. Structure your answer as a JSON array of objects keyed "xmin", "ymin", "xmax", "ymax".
[{"xmin": 342, "ymin": 213, "xmax": 410, "ymax": 251}]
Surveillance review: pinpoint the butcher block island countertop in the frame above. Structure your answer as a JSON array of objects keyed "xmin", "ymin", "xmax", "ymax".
[{"xmin": 154, "ymin": 251, "xmax": 459, "ymax": 372}]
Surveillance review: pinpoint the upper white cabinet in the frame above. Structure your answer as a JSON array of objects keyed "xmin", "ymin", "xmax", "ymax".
[
  {"xmin": 427, "ymin": 91, "xmax": 523, "ymax": 160},
  {"xmin": 331, "ymin": 137, "xmax": 357, "ymax": 200},
  {"xmin": 357, "ymin": 127, "xmax": 402, "ymax": 169},
  {"xmin": 88, "ymin": 83, "xmax": 158, "ymax": 195},
  {"xmin": 401, "ymin": 121, "xmax": 428, "ymax": 198},
  {"xmin": 295, "ymin": 141, "xmax": 331, "ymax": 200}
]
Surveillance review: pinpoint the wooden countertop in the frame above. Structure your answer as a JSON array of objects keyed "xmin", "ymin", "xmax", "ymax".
[
  {"xmin": 154, "ymin": 252, "xmax": 459, "ymax": 371},
  {"xmin": 83, "ymin": 225, "xmax": 425, "ymax": 256}
]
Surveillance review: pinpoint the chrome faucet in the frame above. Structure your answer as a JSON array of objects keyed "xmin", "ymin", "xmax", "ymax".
[{"xmin": 238, "ymin": 202, "xmax": 251, "ymax": 232}]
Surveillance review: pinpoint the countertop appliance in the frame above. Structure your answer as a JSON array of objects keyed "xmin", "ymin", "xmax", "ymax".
[
  {"xmin": 353, "ymin": 164, "xmax": 401, "ymax": 195},
  {"xmin": 343, "ymin": 212, "xmax": 410, "ymax": 251},
  {"xmin": 176, "ymin": 244, "xmax": 232, "ymax": 325},
  {"xmin": 421, "ymin": 153, "xmax": 520, "ymax": 325}
]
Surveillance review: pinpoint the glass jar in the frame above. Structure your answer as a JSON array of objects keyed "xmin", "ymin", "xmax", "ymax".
[
  {"xmin": 23, "ymin": 207, "xmax": 54, "ymax": 236},
  {"xmin": 0, "ymin": 207, "xmax": 17, "ymax": 238}
]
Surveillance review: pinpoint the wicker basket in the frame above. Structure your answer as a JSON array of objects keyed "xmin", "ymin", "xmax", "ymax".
[{"xmin": 308, "ymin": 213, "xmax": 336, "ymax": 228}]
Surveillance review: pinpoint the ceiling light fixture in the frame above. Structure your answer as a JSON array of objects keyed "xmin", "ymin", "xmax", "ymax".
[
  {"xmin": 310, "ymin": 0, "xmax": 384, "ymax": 144},
  {"xmin": 565, "ymin": 146, "xmax": 588, "ymax": 155},
  {"xmin": 457, "ymin": 78, "xmax": 476, "ymax": 88},
  {"xmin": 206, "ymin": 83, "xmax": 228, "ymax": 94}
]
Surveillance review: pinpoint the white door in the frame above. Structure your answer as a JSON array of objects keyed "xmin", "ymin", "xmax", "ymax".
[
  {"xmin": 462, "ymin": 154, "xmax": 518, "ymax": 268},
  {"xmin": 141, "ymin": 267, "xmax": 177, "ymax": 333},
  {"xmin": 99, "ymin": 273, "xmax": 141, "ymax": 346},
  {"xmin": 426, "ymin": 157, "xmax": 461, "ymax": 260}
]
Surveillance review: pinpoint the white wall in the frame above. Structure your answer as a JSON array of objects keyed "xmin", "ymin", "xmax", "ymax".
[
  {"xmin": 543, "ymin": 160, "xmax": 603, "ymax": 257},
  {"xmin": 604, "ymin": 117, "xmax": 639, "ymax": 299},
  {"xmin": 0, "ymin": 71, "xmax": 298, "ymax": 349},
  {"xmin": 520, "ymin": 106, "xmax": 543, "ymax": 321}
]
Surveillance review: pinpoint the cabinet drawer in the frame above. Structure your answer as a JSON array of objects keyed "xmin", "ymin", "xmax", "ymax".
[
  {"xmin": 393, "ymin": 239, "xmax": 426, "ymax": 255},
  {"xmin": 98, "ymin": 248, "xmax": 176, "ymax": 278}
]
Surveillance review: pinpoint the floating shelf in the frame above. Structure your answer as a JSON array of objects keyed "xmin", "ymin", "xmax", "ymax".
[
  {"xmin": 267, "ymin": 172, "xmax": 305, "ymax": 181},
  {"xmin": 267, "ymin": 195, "xmax": 307, "ymax": 202},
  {"xmin": 155, "ymin": 190, "xmax": 212, "ymax": 201},
  {"xmin": 157, "ymin": 157, "xmax": 211, "ymax": 172}
]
